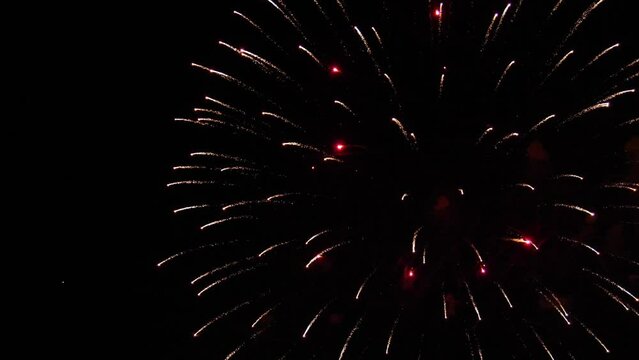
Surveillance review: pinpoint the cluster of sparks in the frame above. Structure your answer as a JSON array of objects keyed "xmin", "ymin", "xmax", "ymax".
[{"xmin": 161, "ymin": 0, "xmax": 638, "ymax": 359}]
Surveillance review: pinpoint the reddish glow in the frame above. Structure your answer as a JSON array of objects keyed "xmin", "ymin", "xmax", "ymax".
[
  {"xmin": 408, "ymin": 270, "xmax": 415, "ymax": 277},
  {"xmin": 335, "ymin": 143, "xmax": 345, "ymax": 151},
  {"xmin": 435, "ymin": 9, "xmax": 441, "ymax": 17},
  {"xmin": 480, "ymin": 266, "xmax": 487, "ymax": 275},
  {"xmin": 524, "ymin": 238, "xmax": 532, "ymax": 245},
  {"xmin": 330, "ymin": 66, "xmax": 341, "ymax": 74}
]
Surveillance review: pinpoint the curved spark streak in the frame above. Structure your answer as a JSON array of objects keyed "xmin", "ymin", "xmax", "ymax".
[
  {"xmin": 562, "ymin": 0, "xmax": 608, "ymax": 45},
  {"xmin": 157, "ymin": 242, "xmax": 226, "ymax": 267},
  {"xmin": 305, "ymin": 241, "xmax": 350, "ymax": 268},
  {"xmin": 324, "ymin": 157, "xmax": 344, "ymax": 163},
  {"xmin": 542, "ymin": 50, "xmax": 574, "ymax": 86},
  {"xmin": 470, "ymin": 243, "xmax": 485, "ymax": 263},
  {"xmin": 281, "ymin": 142, "xmax": 325, "ymax": 154},
  {"xmin": 189, "ymin": 152, "xmax": 249, "ymax": 163},
  {"xmin": 252, "ymin": 306, "xmax": 276, "ymax": 328},
  {"xmin": 172, "ymin": 165, "xmax": 208, "ymax": 170},
  {"xmin": 262, "ymin": 112, "xmax": 303, "ymax": 130},
  {"xmin": 532, "ymin": 328, "xmax": 556, "ymax": 360},
  {"xmin": 576, "ymin": 320, "xmax": 611, "ymax": 353},
  {"xmin": 371, "ymin": 26, "xmax": 383, "ymax": 47},
  {"xmin": 302, "ymin": 301, "xmax": 331, "ymax": 338},
  {"xmin": 584, "ymin": 269, "xmax": 639, "ymax": 302},
  {"xmin": 223, "ymin": 200, "xmax": 268, "ymax": 212},
  {"xmin": 385, "ymin": 314, "xmax": 401, "ymax": 355},
  {"xmin": 600, "ymin": 89, "xmax": 635, "ymax": 103},
  {"xmin": 391, "ymin": 118, "xmax": 413, "ymax": 144},
  {"xmin": 493, "ymin": 3, "xmax": 512, "ymax": 40},
  {"xmin": 355, "ymin": 270, "xmax": 376, "ymax": 300},
  {"xmin": 225, "ymin": 328, "xmax": 266, "ymax": 360},
  {"xmin": 401, "ymin": 193, "xmax": 410, "ymax": 201},
  {"xmin": 167, "ymin": 180, "xmax": 216, "ymax": 187},
  {"xmin": 197, "ymin": 265, "xmax": 262, "ymax": 297},
  {"xmin": 559, "ymin": 237, "xmax": 600, "ymax": 256},
  {"xmin": 603, "ymin": 184, "xmax": 637, "ymax": 192},
  {"xmin": 575, "ymin": 43, "xmax": 620, "ymax": 78},
  {"xmin": 232, "ymin": 11, "xmax": 283, "ymax": 51},
  {"xmin": 334, "ymin": 100, "xmax": 356, "ymax": 116},
  {"xmin": 482, "ymin": 13, "xmax": 499, "ymax": 52},
  {"xmin": 173, "ymin": 204, "xmax": 210, "ymax": 214},
  {"xmin": 298, "ymin": 45, "xmax": 323, "ymax": 67},
  {"xmin": 495, "ymin": 60, "xmax": 516, "ymax": 91},
  {"xmin": 412, "ymin": 226, "xmax": 424, "ymax": 254},
  {"xmin": 515, "ymin": 183, "xmax": 535, "ymax": 191},
  {"xmin": 549, "ymin": 0, "xmax": 565, "ymax": 18},
  {"xmin": 200, "ymin": 216, "xmax": 255, "ymax": 230},
  {"xmin": 552, "ymin": 203, "xmax": 596, "ymax": 217},
  {"xmin": 595, "ymin": 284, "xmax": 630, "ymax": 311},
  {"xmin": 193, "ymin": 301, "xmax": 251, "ymax": 337},
  {"xmin": 494, "ymin": 132, "xmax": 519, "ymax": 148},
  {"xmin": 191, "ymin": 258, "xmax": 249, "ymax": 285},
  {"xmin": 465, "ymin": 281, "xmax": 482, "ymax": 321},
  {"xmin": 258, "ymin": 241, "xmax": 293, "ymax": 257},
  {"xmin": 477, "ymin": 127, "xmax": 494, "ymax": 144},
  {"xmin": 497, "ymin": 283, "xmax": 514, "ymax": 308},
  {"xmin": 305, "ymin": 229, "xmax": 331, "ymax": 245},
  {"xmin": 338, "ymin": 316, "xmax": 364, "ymax": 360},
  {"xmin": 530, "ymin": 114, "xmax": 557, "ymax": 132},
  {"xmin": 555, "ymin": 174, "xmax": 584, "ymax": 181}
]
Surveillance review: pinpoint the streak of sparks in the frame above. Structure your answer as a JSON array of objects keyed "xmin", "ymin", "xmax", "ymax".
[
  {"xmin": 200, "ymin": 216, "xmax": 255, "ymax": 230},
  {"xmin": 173, "ymin": 204, "xmax": 210, "ymax": 214},
  {"xmin": 496, "ymin": 283, "xmax": 514, "ymax": 308},
  {"xmin": 305, "ymin": 229, "xmax": 332, "ymax": 245},
  {"xmin": 167, "ymin": 180, "xmax": 216, "ymax": 187},
  {"xmin": 302, "ymin": 301, "xmax": 331, "ymax": 338},
  {"xmin": 555, "ymin": 174, "xmax": 584, "ymax": 181},
  {"xmin": 385, "ymin": 313, "xmax": 401, "ymax": 355},
  {"xmin": 477, "ymin": 127, "xmax": 494, "ymax": 144},
  {"xmin": 530, "ymin": 114, "xmax": 557, "ymax": 132},
  {"xmin": 258, "ymin": 240, "xmax": 293, "ymax": 257},
  {"xmin": 193, "ymin": 300, "xmax": 251, "ymax": 337},
  {"xmin": 542, "ymin": 50, "xmax": 574, "ymax": 86},
  {"xmin": 197, "ymin": 265, "xmax": 262, "ymax": 297},
  {"xmin": 595, "ymin": 284, "xmax": 630, "ymax": 311},
  {"xmin": 338, "ymin": 316, "xmax": 364, "ymax": 360},
  {"xmin": 494, "ymin": 132, "xmax": 519, "ymax": 149},
  {"xmin": 493, "ymin": 3, "xmax": 512, "ymax": 40},
  {"xmin": 515, "ymin": 183, "xmax": 535, "ymax": 191},
  {"xmin": 412, "ymin": 226, "xmax": 424, "ymax": 253},
  {"xmin": 191, "ymin": 258, "xmax": 250, "ymax": 285},
  {"xmin": 495, "ymin": 60, "xmax": 516, "ymax": 91},
  {"xmin": 443, "ymin": 292, "xmax": 448, "ymax": 319},
  {"xmin": 298, "ymin": 45, "xmax": 323, "ymax": 67},
  {"xmin": 305, "ymin": 241, "xmax": 350, "ymax": 268},
  {"xmin": 574, "ymin": 43, "xmax": 620, "ymax": 78},
  {"xmin": 252, "ymin": 305, "xmax": 276, "ymax": 328},
  {"xmin": 334, "ymin": 100, "xmax": 356, "ymax": 116},
  {"xmin": 470, "ymin": 243, "xmax": 485, "ymax": 263},
  {"xmin": 355, "ymin": 270, "xmax": 376, "ymax": 300},
  {"xmin": 282, "ymin": 142, "xmax": 325, "ymax": 154},
  {"xmin": 261, "ymin": 112, "xmax": 303, "ymax": 130},
  {"xmin": 464, "ymin": 281, "xmax": 482, "ymax": 321},
  {"xmin": 576, "ymin": 319, "xmax": 611, "ymax": 354},
  {"xmin": 532, "ymin": 328, "xmax": 555, "ymax": 360},
  {"xmin": 562, "ymin": 0, "xmax": 608, "ymax": 46},
  {"xmin": 172, "ymin": 165, "xmax": 208, "ymax": 170},
  {"xmin": 559, "ymin": 237, "xmax": 600, "ymax": 256},
  {"xmin": 583, "ymin": 268, "xmax": 638, "ymax": 302},
  {"xmin": 481, "ymin": 13, "xmax": 499, "ymax": 52},
  {"xmin": 600, "ymin": 89, "xmax": 635, "ymax": 103},
  {"xmin": 551, "ymin": 203, "xmax": 596, "ymax": 217},
  {"xmin": 391, "ymin": 117, "xmax": 413, "ymax": 145}
]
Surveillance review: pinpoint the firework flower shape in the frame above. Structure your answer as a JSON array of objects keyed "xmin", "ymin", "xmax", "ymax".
[{"xmin": 161, "ymin": 0, "xmax": 638, "ymax": 358}]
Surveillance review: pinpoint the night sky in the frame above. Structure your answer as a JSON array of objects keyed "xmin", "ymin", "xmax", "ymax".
[{"xmin": 38, "ymin": 1, "xmax": 639, "ymax": 359}]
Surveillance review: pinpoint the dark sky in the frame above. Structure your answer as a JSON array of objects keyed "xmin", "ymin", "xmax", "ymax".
[{"xmin": 34, "ymin": 1, "xmax": 638, "ymax": 359}]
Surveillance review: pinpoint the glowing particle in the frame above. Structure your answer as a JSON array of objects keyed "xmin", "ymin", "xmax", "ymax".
[{"xmin": 302, "ymin": 301, "xmax": 331, "ymax": 338}]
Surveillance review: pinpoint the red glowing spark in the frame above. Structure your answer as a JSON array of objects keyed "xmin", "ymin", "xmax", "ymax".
[
  {"xmin": 408, "ymin": 270, "xmax": 415, "ymax": 277},
  {"xmin": 480, "ymin": 266, "xmax": 487, "ymax": 275},
  {"xmin": 335, "ymin": 143, "xmax": 345, "ymax": 151},
  {"xmin": 435, "ymin": 9, "xmax": 441, "ymax": 17},
  {"xmin": 331, "ymin": 66, "xmax": 341, "ymax": 74}
]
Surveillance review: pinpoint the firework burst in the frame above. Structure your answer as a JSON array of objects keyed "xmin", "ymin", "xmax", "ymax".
[{"xmin": 162, "ymin": 0, "xmax": 638, "ymax": 358}]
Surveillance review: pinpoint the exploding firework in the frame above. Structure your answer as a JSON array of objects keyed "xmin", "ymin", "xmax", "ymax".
[{"xmin": 161, "ymin": 0, "xmax": 638, "ymax": 358}]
